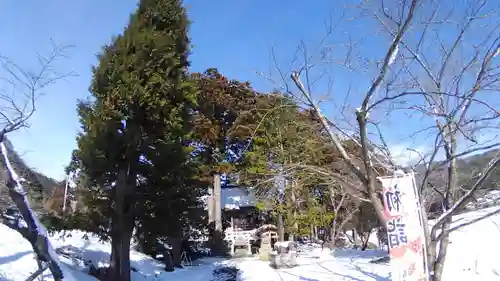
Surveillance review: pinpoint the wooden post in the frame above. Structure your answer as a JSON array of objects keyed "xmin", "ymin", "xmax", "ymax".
[
  {"xmin": 213, "ymin": 174, "xmax": 222, "ymax": 232},
  {"xmin": 210, "ymin": 174, "xmax": 224, "ymax": 256},
  {"xmin": 290, "ymin": 180, "xmax": 298, "ymax": 242},
  {"xmin": 277, "ymin": 214, "xmax": 284, "ymax": 242}
]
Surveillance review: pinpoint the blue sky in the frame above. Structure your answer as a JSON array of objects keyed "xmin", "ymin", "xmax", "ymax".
[
  {"xmin": 0, "ymin": 0, "xmax": 347, "ymax": 180},
  {"xmin": 1, "ymin": 0, "xmax": 498, "ymax": 180}
]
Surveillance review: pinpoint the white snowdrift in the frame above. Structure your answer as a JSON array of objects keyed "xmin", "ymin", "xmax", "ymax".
[
  {"xmin": 0, "ymin": 226, "xmax": 220, "ymax": 281},
  {"xmin": 0, "ymin": 224, "xmax": 88, "ymax": 281}
]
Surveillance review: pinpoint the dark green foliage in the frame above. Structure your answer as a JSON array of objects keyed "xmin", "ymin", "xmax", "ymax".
[
  {"xmin": 239, "ymin": 93, "xmax": 335, "ymax": 184},
  {"xmin": 135, "ymin": 141, "xmax": 207, "ymax": 256},
  {"xmin": 238, "ymin": 93, "xmax": 336, "ymax": 236},
  {"xmin": 295, "ymin": 197, "xmax": 335, "ymax": 236},
  {"xmin": 67, "ymin": 0, "xmax": 200, "ymax": 280}
]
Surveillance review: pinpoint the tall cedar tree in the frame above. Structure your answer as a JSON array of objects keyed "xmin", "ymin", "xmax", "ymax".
[
  {"xmin": 69, "ymin": 1, "xmax": 195, "ymax": 280},
  {"xmin": 190, "ymin": 69, "xmax": 258, "ymax": 253}
]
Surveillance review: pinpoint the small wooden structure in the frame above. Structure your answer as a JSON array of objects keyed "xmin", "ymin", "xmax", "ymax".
[
  {"xmin": 225, "ymin": 206, "xmax": 261, "ymax": 256},
  {"xmin": 205, "ymin": 184, "xmax": 263, "ymax": 256},
  {"xmin": 204, "ymin": 184, "xmax": 282, "ymax": 257}
]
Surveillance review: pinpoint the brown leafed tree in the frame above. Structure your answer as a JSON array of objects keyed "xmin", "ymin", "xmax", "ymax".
[{"xmin": 190, "ymin": 68, "xmax": 259, "ymax": 254}]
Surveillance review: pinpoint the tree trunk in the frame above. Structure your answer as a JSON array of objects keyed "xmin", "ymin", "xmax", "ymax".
[
  {"xmin": 213, "ymin": 174, "xmax": 222, "ymax": 232},
  {"xmin": 170, "ymin": 237, "xmax": 183, "ymax": 268},
  {"xmin": 360, "ymin": 231, "xmax": 371, "ymax": 251},
  {"xmin": 327, "ymin": 185, "xmax": 349, "ymax": 243},
  {"xmin": 419, "ymin": 207, "xmax": 434, "ymax": 280},
  {"xmin": 431, "ymin": 219, "xmax": 451, "ymax": 281},
  {"xmin": 330, "ymin": 222, "xmax": 337, "ymax": 245},
  {"xmin": 428, "ymin": 130, "xmax": 457, "ymax": 281},
  {"xmin": 277, "ymin": 214, "xmax": 284, "ymax": 242},
  {"xmin": 108, "ymin": 169, "xmax": 135, "ymax": 281},
  {"xmin": 210, "ymin": 174, "xmax": 225, "ymax": 256},
  {"xmin": 164, "ymin": 250, "xmax": 174, "ymax": 272},
  {"xmin": 109, "ymin": 224, "xmax": 133, "ymax": 281},
  {"xmin": 330, "ymin": 215, "xmax": 337, "ymax": 241}
]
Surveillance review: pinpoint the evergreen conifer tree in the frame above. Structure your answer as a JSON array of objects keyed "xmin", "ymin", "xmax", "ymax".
[{"xmin": 70, "ymin": 0, "xmax": 194, "ymax": 280}]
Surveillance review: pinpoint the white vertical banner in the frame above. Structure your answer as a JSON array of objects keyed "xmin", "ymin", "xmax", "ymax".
[{"xmin": 378, "ymin": 173, "xmax": 428, "ymax": 281}]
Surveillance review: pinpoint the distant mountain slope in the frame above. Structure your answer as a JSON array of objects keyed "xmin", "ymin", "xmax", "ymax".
[
  {"xmin": 0, "ymin": 137, "xmax": 60, "ymax": 213},
  {"xmin": 414, "ymin": 148, "xmax": 500, "ymax": 216}
]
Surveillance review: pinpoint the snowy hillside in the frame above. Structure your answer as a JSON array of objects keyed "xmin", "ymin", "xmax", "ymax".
[
  {"xmin": 466, "ymin": 190, "xmax": 500, "ymax": 210},
  {"xmin": 1, "ymin": 206, "xmax": 500, "ymax": 281}
]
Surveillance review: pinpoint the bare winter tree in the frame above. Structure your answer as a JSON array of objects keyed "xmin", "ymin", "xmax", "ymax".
[
  {"xmin": 285, "ymin": 162, "xmax": 376, "ymax": 239},
  {"xmin": 260, "ymin": 0, "xmax": 500, "ymax": 280},
  {"xmin": 327, "ymin": 185, "xmax": 360, "ymax": 242},
  {"xmin": 0, "ymin": 43, "xmax": 73, "ymax": 280}
]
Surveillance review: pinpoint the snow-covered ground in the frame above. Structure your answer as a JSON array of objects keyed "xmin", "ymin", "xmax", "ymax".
[
  {"xmin": 226, "ymin": 206, "xmax": 500, "ymax": 281},
  {"xmin": 1, "ymin": 206, "xmax": 500, "ymax": 281},
  {"xmin": 0, "ymin": 226, "xmax": 222, "ymax": 281}
]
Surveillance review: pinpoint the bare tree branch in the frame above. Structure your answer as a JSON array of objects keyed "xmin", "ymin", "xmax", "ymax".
[{"xmin": 0, "ymin": 43, "xmax": 73, "ymax": 281}]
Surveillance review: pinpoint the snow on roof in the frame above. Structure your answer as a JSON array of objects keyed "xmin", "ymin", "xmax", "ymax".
[
  {"xmin": 221, "ymin": 185, "xmax": 256, "ymax": 210},
  {"xmin": 200, "ymin": 185, "xmax": 256, "ymax": 210}
]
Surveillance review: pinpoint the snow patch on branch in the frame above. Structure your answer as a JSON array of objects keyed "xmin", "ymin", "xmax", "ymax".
[
  {"xmin": 388, "ymin": 44, "xmax": 399, "ymax": 66},
  {"xmin": 0, "ymin": 141, "xmax": 64, "ymax": 279},
  {"xmin": 1, "ymin": 142, "xmax": 28, "ymax": 195}
]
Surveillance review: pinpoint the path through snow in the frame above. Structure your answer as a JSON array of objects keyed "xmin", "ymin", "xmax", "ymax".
[
  {"xmin": 225, "ymin": 249, "xmax": 391, "ymax": 281},
  {"xmin": 228, "ymin": 207, "xmax": 500, "ymax": 281}
]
